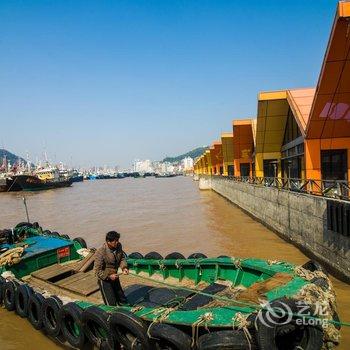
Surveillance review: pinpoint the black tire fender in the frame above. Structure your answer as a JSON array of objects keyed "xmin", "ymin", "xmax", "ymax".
[
  {"xmin": 42, "ymin": 296, "xmax": 63, "ymax": 337},
  {"xmin": 149, "ymin": 323, "xmax": 192, "ymax": 350},
  {"xmin": 58, "ymin": 302, "xmax": 86, "ymax": 349},
  {"xmin": 108, "ymin": 309, "xmax": 152, "ymax": 350},
  {"xmin": 165, "ymin": 252, "xmax": 186, "ymax": 260},
  {"xmin": 15, "ymin": 283, "xmax": 32, "ymax": 317},
  {"xmin": 32, "ymin": 222, "xmax": 40, "ymax": 229},
  {"xmin": 0, "ymin": 276, "xmax": 6, "ymax": 305},
  {"xmin": 42, "ymin": 230, "xmax": 51, "ymax": 236},
  {"xmin": 60, "ymin": 234, "xmax": 70, "ymax": 240},
  {"xmin": 3, "ymin": 280, "xmax": 16, "ymax": 311},
  {"xmin": 256, "ymin": 298, "xmax": 323, "ymax": 350},
  {"xmin": 28, "ymin": 293, "xmax": 45, "ymax": 330},
  {"xmin": 73, "ymin": 237, "xmax": 87, "ymax": 249},
  {"xmin": 0, "ymin": 276, "xmax": 5, "ymax": 305},
  {"xmin": 128, "ymin": 252, "xmax": 143, "ymax": 259},
  {"xmin": 144, "ymin": 251, "xmax": 163, "ymax": 260},
  {"xmin": 15, "ymin": 222, "xmax": 33, "ymax": 229},
  {"xmin": 188, "ymin": 253, "xmax": 207, "ymax": 259},
  {"xmin": 51, "ymin": 231, "xmax": 60, "ymax": 237},
  {"xmin": 302, "ymin": 260, "xmax": 328, "ymax": 276},
  {"xmin": 82, "ymin": 306, "xmax": 115, "ymax": 349},
  {"xmin": 198, "ymin": 330, "xmax": 258, "ymax": 350}
]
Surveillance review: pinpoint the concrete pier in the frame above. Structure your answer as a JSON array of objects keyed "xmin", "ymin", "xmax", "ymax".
[
  {"xmin": 198, "ymin": 176, "xmax": 211, "ymax": 190},
  {"xmin": 199, "ymin": 175, "xmax": 350, "ymax": 282}
]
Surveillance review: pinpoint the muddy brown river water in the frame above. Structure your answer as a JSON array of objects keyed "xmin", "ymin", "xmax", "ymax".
[{"xmin": 0, "ymin": 176, "xmax": 349, "ymax": 349}]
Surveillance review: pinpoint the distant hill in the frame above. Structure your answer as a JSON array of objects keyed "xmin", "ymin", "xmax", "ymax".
[
  {"xmin": 0, "ymin": 149, "xmax": 26, "ymax": 165},
  {"xmin": 163, "ymin": 146, "xmax": 208, "ymax": 163}
]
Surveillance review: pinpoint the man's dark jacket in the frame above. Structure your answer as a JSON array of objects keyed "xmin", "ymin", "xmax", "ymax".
[{"xmin": 94, "ymin": 242, "xmax": 127, "ymax": 280}]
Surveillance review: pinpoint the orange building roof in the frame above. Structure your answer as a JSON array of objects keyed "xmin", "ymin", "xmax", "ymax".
[
  {"xmin": 287, "ymin": 88, "xmax": 316, "ymax": 135},
  {"xmin": 306, "ymin": 1, "xmax": 350, "ymax": 139}
]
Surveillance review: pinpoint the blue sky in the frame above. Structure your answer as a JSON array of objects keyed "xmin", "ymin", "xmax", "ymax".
[{"xmin": 0, "ymin": 0, "xmax": 338, "ymax": 168}]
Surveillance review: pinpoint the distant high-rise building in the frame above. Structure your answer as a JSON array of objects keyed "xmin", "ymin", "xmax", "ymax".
[
  {"xmin": 182, "ymin": 157, "xmax": 194, "ymax": 171},
  {"xmin": 133, "ymin": 159, "xmax": 153, "ymax": 173}
]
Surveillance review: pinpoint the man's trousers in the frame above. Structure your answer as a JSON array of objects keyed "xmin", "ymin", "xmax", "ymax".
[{"xmin": 98, "ymin": 278, "xmax": 127, "ymax": 306}]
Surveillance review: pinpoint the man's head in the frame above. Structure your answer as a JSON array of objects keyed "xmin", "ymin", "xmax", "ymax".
[{"xmin": 106, "ymin": 231, "xmax": 120, "ymax": 249}]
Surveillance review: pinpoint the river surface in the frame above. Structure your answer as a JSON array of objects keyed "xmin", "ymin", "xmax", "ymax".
[{"xmin": 0, "ymin": 176, "xmax": 349, "ymax": 349}]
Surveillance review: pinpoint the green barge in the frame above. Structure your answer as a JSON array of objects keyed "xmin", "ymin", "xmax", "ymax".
[{"xmin": 0, "ymin": 223, "xmax": 341, "ymax": 349}]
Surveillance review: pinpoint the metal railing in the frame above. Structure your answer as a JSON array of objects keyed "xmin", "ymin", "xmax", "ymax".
[{"xmin": 211, "ymin": 175, "xmax": 350, "ymax": 201}]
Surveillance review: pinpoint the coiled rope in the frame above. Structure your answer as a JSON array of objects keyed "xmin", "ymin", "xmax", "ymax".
[{"xmin": 0, "ymin": 247, "xmax": 25, "ymax": 266}]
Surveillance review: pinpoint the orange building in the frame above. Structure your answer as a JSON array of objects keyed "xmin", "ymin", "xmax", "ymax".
[
  {"xmin": 233, "ymin": 120, "xmax": 254, "ymax": 176},
  {"xmin": 209, "ymin": 141, "xmax": 223, "ymax": 175},
  {"xmin": 305, "ymin": 1, "xmax": 350, "ymax": 181}
]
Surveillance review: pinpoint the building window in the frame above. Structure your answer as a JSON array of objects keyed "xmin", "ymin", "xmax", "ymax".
[
  {"xmin": 283, "ymin": 108, "xmax": 301, "ymax": 145},
  {"xmin": 282, "ymin": 157, "xmax": 302, "ymax": 179},
  {"xmin": 228, "ymin": 165, "xmax": 234, "ymax": 176},
  {"xmin": 240, "ymin": 163, "xmax": 250, "ymax": 177},
  {"xmin": 321, "ymin": 150, "xmax": 347, "ymax": 181},
  {"xmin": 263, "ymin": 159, "xmax": 278, "ymax": 178}
]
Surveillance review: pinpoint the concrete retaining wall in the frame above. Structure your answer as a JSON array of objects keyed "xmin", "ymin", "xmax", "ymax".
[{"xmin": 201, "ymin": 176, "xmax": 350, "ymax": 282}]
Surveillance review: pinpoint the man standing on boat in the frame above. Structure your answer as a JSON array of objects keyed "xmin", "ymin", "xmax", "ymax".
[{"xmin": 94, "ymin": 231, "xmax": 129, "ymax": 306}]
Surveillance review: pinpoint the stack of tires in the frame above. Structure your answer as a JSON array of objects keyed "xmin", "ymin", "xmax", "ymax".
[{"xmin": 14, "ymin": 222, "xmax": 88, "ymax": 248}]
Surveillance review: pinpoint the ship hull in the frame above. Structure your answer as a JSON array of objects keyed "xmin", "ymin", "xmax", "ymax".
[
  {"xmin": 15, "ymin": 175, "xmax": 73, "ymax": 191},
  {"xmin": 2, "ymin": 177, "xmax": 23, "ymax": 192},
  {"xmin": 0, "ymin": 178, "xmax": 7, "ymax": 192},
  {"xmin": 71, "ymin": 175, "xmax": 84, "ymax": 182}
]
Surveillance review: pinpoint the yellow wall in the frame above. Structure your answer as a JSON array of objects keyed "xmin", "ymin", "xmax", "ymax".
[
  {"xmin": 255, "ymin": 91, "xmax": 289, "ymax": 177},
  {"xmin": 255, "ymin": 152, "xmax": 282, "ymax": 177},
  {"xmin": 221, "ymin": 133, "xmax": 234, "ymax": 176},
  {"xmin": 205, "ymin": 151, "xmax": 212, "ymax": 175}
]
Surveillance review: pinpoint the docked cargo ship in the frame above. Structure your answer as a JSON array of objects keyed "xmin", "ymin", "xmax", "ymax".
[{"xmin": 15, "ymin": 167, "xmax": 72, "ymax": 191}]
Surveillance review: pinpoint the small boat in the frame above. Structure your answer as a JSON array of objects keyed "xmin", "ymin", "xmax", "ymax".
[
  {"xmin": 86, "ymin": 173, "xmax": 97, "ymax": 180},
  {"xmin": 15, "ymin": 167, "xmax": 73, "ymax": 191},
  {"xmin": 71, "ymin": 174, "xmax": 84, "ymax": 182},
  {"xmin": 71, "ymin": 171, "xmax": 84, "ymax": 182},
  {"xmin": 155, "ymin": 172, "xmax": 177, "ymax": 178},
  {"xmin": 0, "ymin": 223, "xmax": 341, "ymax": 350}
]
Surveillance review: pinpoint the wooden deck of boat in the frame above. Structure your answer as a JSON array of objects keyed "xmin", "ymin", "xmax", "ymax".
[
  {"xmin": 25, "ymin": 251, "xmax": 212, "ymax": 305},
  {"xmin": 26, "ymin": 258, "xmax": 172, "ymax": 304}
]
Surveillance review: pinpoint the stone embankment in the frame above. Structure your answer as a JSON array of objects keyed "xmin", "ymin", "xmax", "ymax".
[{"xmin": 198, "ymin": 175, "xmax": 350, "ymax": 282}]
